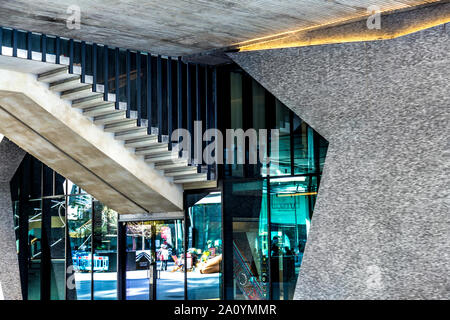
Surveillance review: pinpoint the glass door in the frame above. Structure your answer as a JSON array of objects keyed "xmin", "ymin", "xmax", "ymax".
[{"xmin": 124, "ymin": 220, "xmax": 185, "ymax": 300}]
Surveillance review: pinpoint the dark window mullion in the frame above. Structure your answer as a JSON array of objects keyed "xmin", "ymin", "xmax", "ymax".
[
  {"xmin": 41, "ymin": 34, "xmax": 46, "ymax": 62},
  {"xmin": 187, "ymin": 63, "xmax": 193, "ymax": 163},
  {"xmin": 136, "ymin": 52, "xmax": 142, "ymax": 126},
  {"xmin": 267, "ymin": 179, "xmax": 273, "ymax": 300},
  {"xmin": 114, "ymin": 48, "xmax": 120, "ymax": 110},
  {"xmin": 92, "ymin": 44, "xmax": 97, "ymax": 92},
  {"xmin": 167, "ymin": 57, "xmax": 173, "ymax": 150},
  {"xmin": 146, "ymin": 54, "xmax": 152, "ymax": 134},
  {"xmin": 195, "ymin": 64, "xmax": 202, "ymax": 171},
  {"xmin": 0, "ymin": 27, "xmax": 3, "ymax": 55},
  {"xmin": 40, "ymin": 163, "xmax": 51, "ymax": 300},
  {"xmin": 126, "ymin": 49, "xmax": 131, "ymax": 118},
  {"xmin": 12, "ymin": 29, "xmax": 18, "ymax": 57},
  {"xmin": 177, "ymin": 57, "xmax": 183, "ymax": 132},
  {"xmin": 55, "ymin": 36, "xmax": 60, "ymax": 64},
  {"xmin": 81, "ymin": 41, "xmax": 86, "ymax": 83},
  {"xmin": 69, "ymin": 39, "xmax": 74, "ymax": 74},
  {"xmin": 26, "ymin": 31, "xmax": 32, "ymax": 59},
  {"xmin": 289, "ymin": 111, "xmax": 295, "ymax": 175},
  {"xmin": 90, "ymin": 198, "xmax": 94, "ymax": 300},
  {"xmin": 103, "ymin": 45, "xmax": 109, "ymax": 100},
  {"xmin": 157, "ymin": 55, "xmax": 163, "ymax": 141}
]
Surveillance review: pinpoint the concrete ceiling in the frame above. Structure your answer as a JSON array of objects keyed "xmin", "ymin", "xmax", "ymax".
[{"xmin": 0, "ymin": 0, "xmax": 441, "ymax": 56}]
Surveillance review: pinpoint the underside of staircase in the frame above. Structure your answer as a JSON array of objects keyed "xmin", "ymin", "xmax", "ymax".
[{"xmin": 0, "ymin": 45, "xmax": 216, "ymax": 214}]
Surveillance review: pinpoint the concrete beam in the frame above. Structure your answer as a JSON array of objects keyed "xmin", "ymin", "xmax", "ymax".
[
  {"xmin": 237, "ymin": 1, "xmax": 450, "ymax": 51},
  {"xmin": 0, "ymin": 68, "xmax": 183, "ymax": 214}
]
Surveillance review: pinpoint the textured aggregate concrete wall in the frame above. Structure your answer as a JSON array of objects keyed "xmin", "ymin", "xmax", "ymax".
[
  {"xmin": 0, "ymin": 138, "xmax": 25, "ymax": 300},
  {"xmin": 229, "ymin": 24, "xmax": 450, "ymax": 299}
]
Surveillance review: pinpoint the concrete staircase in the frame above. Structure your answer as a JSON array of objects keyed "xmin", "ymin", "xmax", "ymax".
[
  {"xmin": 38, "ymin": 65, "xmax": 207, "ymax": 185},
  {"xmin": 0, "ymin": 42, "xmax": 216, "ymax": 214}
]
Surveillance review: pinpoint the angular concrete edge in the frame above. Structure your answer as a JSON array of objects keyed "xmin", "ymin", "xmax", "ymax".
[
  {"xmin": 0, "ymin": 68, "xmax": 183, "ymax": 214},
  {"xmin": 237, "ymin": 1, "xmax": 450, "ymax": 51},
  {"xmin": 0, "ymin": 138, "xmax": 25, "ymax": 300}
]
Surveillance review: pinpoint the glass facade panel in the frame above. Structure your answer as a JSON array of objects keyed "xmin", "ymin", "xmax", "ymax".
[
  {"xmin": 224, "ymin": 181, "xmax": 269, "ymax": 300},
  {"xmin": 125, "ymin": 221, "xmax": 152, "ymax": 300},
  {"xmin": 269, "ymin": 176, "xmax": 317, "ymax": 300},
  {"xmin": 220, "ymin": 67, "xmax": 328, "ymax": 300},
  {"xmin": 270, "ymin": 101, "xmax": 291, "ymax": 176},
  {"xmin": 27, "ymin": 199, "xmax": 42, "ymax": 300},
  {"xmin": 293, "ymin": 118, "xmax": 315, "ymax": 174},
  {"xmin": 156, "ymin": 220, "xmax": 185, "ymax": 300},
  {"xmin": 8, "ymin": 63, "xmax": 328, "ymax": 301},
  {"xmin": 93, "ymin": 201, "xmax": 118, "ymax": 300},
  {"xmin": 10, "ymin": 156, "xmax": 117, "ymax": 300},
  {"xmin": 44, "ymin": 197, "xmax": 66, "ymax": 300},
  {"xmin": 187, "ymin": 192, "xmax": 223, "ymax": 300},
  {"xmin": 67, "ymin": 193, "xmax": 92, "ymax": 300},
  {"xmin": 228, "ymin": 72, "xmax": 244, "ymax": 178}
]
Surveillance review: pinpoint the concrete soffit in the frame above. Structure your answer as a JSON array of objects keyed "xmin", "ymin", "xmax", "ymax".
[{"xmin": 232, "ymin": 1, "xmax": 450, "ymax": 52}]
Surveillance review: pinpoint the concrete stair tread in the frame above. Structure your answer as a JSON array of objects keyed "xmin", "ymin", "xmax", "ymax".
[
  {"xmin": 38, "ymin": 67, "xmax": 71, "ymax": 83},
  {"xmin": 174, "ymin": 173, "xmax": 207, "ymax": 184},
  {"xmin": 104, "ymin": 119, "xmax": 138, "ymax": 132},
  {"xmin": 136, "ymin": 147, "xmax": 171, "ymax": 156},
  {"xmin": 94, "ymin": 111, "xmax": 137, "ymax": 125},
  {"xmin": 164, "ymin": 166, "xmax": 199, "ymax": 177},
  {"xmin": 82, "ymin": 103, "xmax": 121, "ymax": 117},
  {"xmin": 49, "ymin": 76, "xmax": 84, "ymax": 92},
  {"xmin": 124, "ymin": 136, "xmax": 158, "ymax": 148},
  {"xmin": 145, "ymin": 153, "xmax": 182, "ymax": 163},
  {"xmin": 60, "ymin": 85, "xmax": 94, "ymax": 100},
  {"xmin": 114, "ymin": 127, "xmax": 149, "ymax": 140},
  {"xmin": 155, "ymin": 159, "xmax": 189, "ymax": 170}
]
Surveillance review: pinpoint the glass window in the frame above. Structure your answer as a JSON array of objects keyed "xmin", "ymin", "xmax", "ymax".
[
  {"xmin": 156, "ymin": 220, "xmax": 185, "ymax": 300},
  {"xmin": 27, "ymin": 199, "xmax": 42, "ymax": 300},
  {"xmin": 269, "ymin": 176, "xmax": 317, "ymax": 300},
  {"xmin": 43, "ymin": 198, "xmax": 66, "ymax": 300},
  {"xmin": 270, "ymin": 101, "xmax": 291, "ymax": 177},
  {"xmin": 228, "ymin": 72, "xmax": 244, "ymax": 178},
  {"xmin": 224, "ymin": 181, "xmax": 269, "ymax": 300},
  {"xmin": 186, "ymin": 192, "xmax": 223, "ymax": 300},
  {"xmin": 93, "ymin": 201, "xmax": 118, "ymax": 300},
  {"xmin": 67, "ymin": 193, "xmax": 92, "ymax": 300},
  {"xmin": 293, "ymin": 118, "xmax": 315, "ymax": 174},
  {"xmin": 125, "ymin": 221, "xmax": 152, "ymax": 300},
  {"xmin": 249, "ymin": 80, "xmax": 267, "ymax": 178},
  {"xmin": 317, "ymin": 132, "xmax": 329, "ymax": 173}
]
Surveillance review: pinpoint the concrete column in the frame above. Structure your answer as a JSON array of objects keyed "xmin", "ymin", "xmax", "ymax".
[
  {"xmin": 229, "ymin": 23, "xmax": 450, "ymax": 299},
  {"xmin": 0, "ymin": 137, "xmax": 25, "ymax": 300}
]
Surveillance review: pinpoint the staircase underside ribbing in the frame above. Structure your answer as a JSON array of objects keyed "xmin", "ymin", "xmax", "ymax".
[{"xmin": 0, "ymin": 53, "xmax": 188, "ymax": 214}]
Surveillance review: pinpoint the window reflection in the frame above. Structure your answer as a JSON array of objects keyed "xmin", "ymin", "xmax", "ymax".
[
  {"xmin": 270, "ymin": 176, "xmax": 317, "ymax": 300},
  {"xmin": 93, "ymin": 201, "xmax": 118, "ymax": 300},
  {"xmin": 224, "ymin": 181, "xmax": 269, "ymax": 300},
  {"xmin": 126, "ymin": 221, "xmax": 153, "ymax": 300},
  {"xmin": 27, "ymin": 199, "xmax": 42, "ymax": 300},
  {"xmin": 10, "ymin": 155, "xmax": 118, "ymax": 300},
  {"xmin": 270, "ymin": 101, "xmax": 291, "ymax": 176},
  {"xmin": 187, "ymin": 192, "xmax": 222, "ymax": 300},
  {"xmin": 156, "ymin": 220, "xmax": 185, "ymax": 300},
  {"xmin": 45, "ymin": 197, "xmax": 66, "ymax": 300},
  {"xmin": 67, "ymin": 193, "xmax": 92, "ymax": 300}
]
